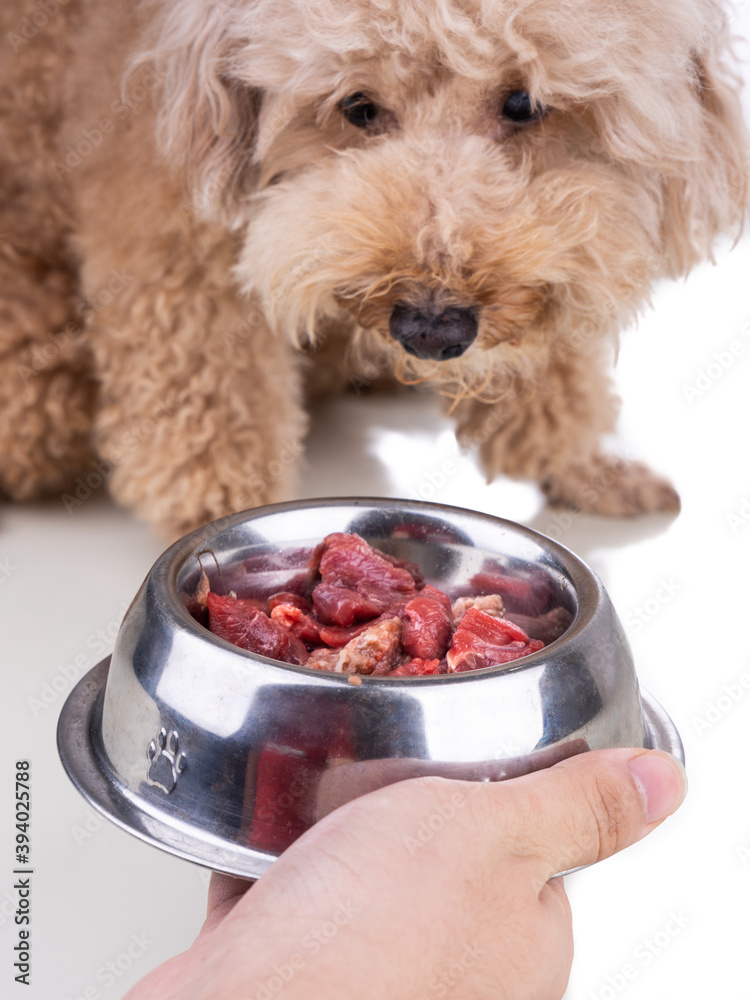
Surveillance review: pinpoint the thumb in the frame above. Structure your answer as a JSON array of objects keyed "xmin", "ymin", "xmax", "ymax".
[{"xmin": 491, "ymin": 748, "xmax": 687, "ymax": 881}]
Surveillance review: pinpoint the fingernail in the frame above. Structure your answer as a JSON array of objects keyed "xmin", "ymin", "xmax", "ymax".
[{"xmin": 628, "ymin": 752, "xmax": 687, "ymax": 825}]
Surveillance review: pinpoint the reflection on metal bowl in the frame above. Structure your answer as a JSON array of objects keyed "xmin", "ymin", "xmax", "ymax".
[{"xmin": 57, "ymin": 498, "xmax": 683, "ymax": 878}]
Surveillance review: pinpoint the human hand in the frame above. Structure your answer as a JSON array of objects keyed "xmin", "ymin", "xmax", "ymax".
[{"xmin": 124, "ymin": 747, "xmax": 686, "ymax": 1000}]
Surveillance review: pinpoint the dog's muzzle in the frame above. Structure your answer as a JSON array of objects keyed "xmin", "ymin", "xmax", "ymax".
[{"xmin": 389, "ymin": 302, "xmax": 478, "ymax": 361}]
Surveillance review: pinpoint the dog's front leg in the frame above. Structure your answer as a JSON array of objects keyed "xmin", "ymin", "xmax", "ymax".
[
  {"xmin": 89, "ymin": 263, "xmax": 307, "ymax": 538},
  {"xmin": 453, "ymin": 345, "xmax": 680, "ymax": 516}
]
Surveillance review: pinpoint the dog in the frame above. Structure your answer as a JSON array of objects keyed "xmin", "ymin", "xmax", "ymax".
[{"xmin": 1, "ymin": 0, "xmax": 746, "ymax": 536}]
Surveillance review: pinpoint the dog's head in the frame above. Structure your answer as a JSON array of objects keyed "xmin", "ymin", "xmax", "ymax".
[{"xmin": 143, "ymin": 0, "xmax": 747, "ymax": 394}]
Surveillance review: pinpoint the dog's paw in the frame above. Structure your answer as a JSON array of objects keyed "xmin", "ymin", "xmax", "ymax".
[
  {"xmin": 541, "ymin": 456, "xmax": 680, "ymax": 517},
  {"xmin": 146, "ymin": 727, "xmax": 186, "ymax": 794}
]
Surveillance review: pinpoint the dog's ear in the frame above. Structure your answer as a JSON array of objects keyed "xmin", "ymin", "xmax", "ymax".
[
  {"xmin": 658, "ymin": 19, "xmax": 748, "ymax": 276},
  {"xmin": 134, "ymin": 4, "xmax": 262, "ymax": 223}
]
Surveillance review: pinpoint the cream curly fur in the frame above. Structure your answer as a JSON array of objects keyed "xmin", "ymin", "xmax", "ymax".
[{"xmin": 0, "ymin": 0, "xmax": 746, "ymax": 535}]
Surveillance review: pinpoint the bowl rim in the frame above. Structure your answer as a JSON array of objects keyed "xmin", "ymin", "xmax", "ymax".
[{"xmin": 155, "ymin": 496, "xmax": 603, "ymax": 683}]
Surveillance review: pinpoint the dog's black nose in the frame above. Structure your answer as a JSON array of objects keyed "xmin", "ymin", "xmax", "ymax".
[{"xmin": 389, "ymin": 302, "xmax": 478, "ymax": 361}]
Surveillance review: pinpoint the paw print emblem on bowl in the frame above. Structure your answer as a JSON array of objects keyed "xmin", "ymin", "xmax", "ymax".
[{"xmin": 146, "ymin": 727, "xmax": 186, "ymax": 794}]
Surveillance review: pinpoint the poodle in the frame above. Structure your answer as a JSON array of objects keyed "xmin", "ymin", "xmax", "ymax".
[{"xmin": 1, "ymin": 0, "xmax": 747, "ymax": 536}]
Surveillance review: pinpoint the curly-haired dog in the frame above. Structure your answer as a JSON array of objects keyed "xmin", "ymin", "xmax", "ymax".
[{"xmin": 0, "ymin": 0, "xmax": 746, "ymax": 535}]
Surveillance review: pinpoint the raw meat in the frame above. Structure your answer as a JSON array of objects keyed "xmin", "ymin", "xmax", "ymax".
[
  {"xmin": 451, "ymin": 593, "xmax": 506, "ymax": 627},
  {"xmin": 446, "ymin": 608, "xmax": 545, "ymax": 673},
  {"xmin": 197, "ymin": 532, "xmax": 555, "ymax": 677},
  {"xmin": 207, "ymin": 592, "xmax": 309, "ymax": 666},
  {"xmin": 401, "ymin": 589, "xmax": 452, "ymax": 660},
  {"xmin": 308, "ymin": 617, "xmax": 403, "ymax": 675}
]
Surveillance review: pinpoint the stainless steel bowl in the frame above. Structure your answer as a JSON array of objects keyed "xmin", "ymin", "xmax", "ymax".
[{"xmin": 58, "ymin": 498, "xmax": 683, "ymax": 878}]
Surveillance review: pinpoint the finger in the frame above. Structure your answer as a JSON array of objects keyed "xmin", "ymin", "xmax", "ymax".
[
  {"xmin": 538, "ymin": 875, "xmax": 574, "ymax": 996},
  {"xmin": 487, "ymin": 748, "xmax": 686, "ymax": 883},
  {"xmin": 201, "ymin": 873, "xmax": 256, "ymax": 933}
]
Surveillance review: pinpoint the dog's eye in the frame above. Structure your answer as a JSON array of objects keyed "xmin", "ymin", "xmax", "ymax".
[
  {"xmin": 338, "ymin": 93, "xmax": 381, "ymax": 129},
  {"xmin": 501, "ymin": 90, "xmax": 547, "ymax": 124}
]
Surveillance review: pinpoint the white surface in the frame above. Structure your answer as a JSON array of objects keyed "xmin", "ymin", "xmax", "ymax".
[{"xmin": 3, "ymin": 18, "xmax": 750, "ymax": 1000}]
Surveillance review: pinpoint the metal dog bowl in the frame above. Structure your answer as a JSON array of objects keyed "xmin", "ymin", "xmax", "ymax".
[{"xmin": 58, "ymin": 498, "xmax": 683, "ymax": 879}]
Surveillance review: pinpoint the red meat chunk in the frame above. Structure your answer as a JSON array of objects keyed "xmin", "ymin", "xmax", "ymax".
[
  {"xmin": 267, "ymin": 591, "xmax": 313, "ymax": 614},
  {"xmin": 317, "ymin": 614, "xmax": 394, "ymax": 648},
  {"xmin": 446, "ymin": 608, "xmax": 544, "ymax": 673},
  {"xmin": 269, "ymin": 604, "xmax": 322, "ymax": 646},
  {"xmin": 389, "ymin": 657, "xmax": 441, "ymax": 676},
  {"xmin": 312, "ymin": 582, "xmax": 386, "ymax": 626},
  {"xmin": 320, "ymin": 533, "xmax": 417, "ymax": 593},
  {"xmin": 379, "ymin": 551, "xmax": 425, "ymax": 587},
  {"xmin": 419, "ymin": 584, "xmax": 452, "ymax": 609},
  {"xmin": 401, "ymin": 588, "xmax": 452, "ymax": 660},
  {"xmin": 312, "ymin": 533, "xmax": 421, "ymax": 625},
  {"xmin": 307, "ymin": 617, "xmax": 403, "ymax": 675},
  {"xmin": 207, "ymin": 593, "xmax": 309, "ymax": 665}
]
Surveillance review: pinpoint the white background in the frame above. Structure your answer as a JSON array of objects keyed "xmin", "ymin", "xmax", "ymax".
[{"xmin": 2, "ymin": 5, "xmax": 750, "ymax": 998}]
